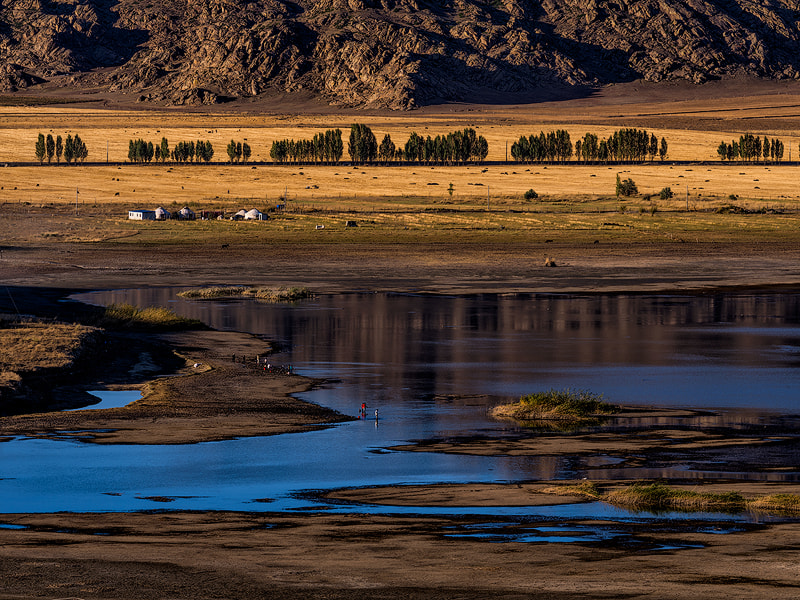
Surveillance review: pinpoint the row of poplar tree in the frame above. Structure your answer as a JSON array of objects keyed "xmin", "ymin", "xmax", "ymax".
[
  {"xmin": 128, "ymin": 138, "xmax": 216, "ymax": 163},
  {"xmin": 511, "ymin": 128, "xmax": 668, "ymax": 163},
  {"xmin": 716, "ymin": 134, "xmax": 785, "ymax": 162},
  {"xmin": 34, "ymin": 133, "xmax": 88, "ymax": 164},
  {"xmin": 269, "ymin": 124, "xmax": 489, "ymax": 164},
  {"xmin": 128, "ymin": 138, "xmax": 256, "ymax": 163}
]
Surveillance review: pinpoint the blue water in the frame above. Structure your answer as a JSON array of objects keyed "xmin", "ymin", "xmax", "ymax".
[
  {"xmin": 66, "ymin": 390, "xmax": 142, "ymax": 411},
  {"xmin": 1, "ymin": 290, "xmax": 799, "ymax": 524}
]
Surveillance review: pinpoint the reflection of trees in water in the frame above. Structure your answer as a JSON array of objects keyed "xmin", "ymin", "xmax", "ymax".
[{"xmin": 77, "ymin": 289, "xmax": 800, "ymax": 407}]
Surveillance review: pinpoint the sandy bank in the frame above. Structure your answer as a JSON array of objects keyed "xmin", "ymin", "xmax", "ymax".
[
  {"xmin": 0, "ymin": 329, "xmax": 349, "ymax": 444},
  {"xmin": 0, "ymin": 508, "xmax": 799, "ymax": 599}
]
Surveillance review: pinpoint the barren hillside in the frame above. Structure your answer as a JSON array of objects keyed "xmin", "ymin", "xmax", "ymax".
[{"xmin": 2, "ymin": 0, "xmax": 800, "ymax": 108}]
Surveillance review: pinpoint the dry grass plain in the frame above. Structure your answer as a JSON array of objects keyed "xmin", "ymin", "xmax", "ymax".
[{"xmin": 3, "ymin": 80, "xmax": 800, "ymax": 242}]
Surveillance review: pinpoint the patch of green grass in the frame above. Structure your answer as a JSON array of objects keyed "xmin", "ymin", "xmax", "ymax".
[
  {"xmin": 178, "ymin": 286, "xmax": 312, "ymax": 302},
  {"xmin": 519, "ymin": 389, "xmax": 618, "ymax": 417},
  {"xmin": 492, "ymin": 389, "xmax": 618, "ymax": 424},
  {"xmin": 605, "ymin": 482, "xmax": 746, "ymax": 512},
  {"xmin": 97, "ymin": 303, "xmax": 205, "ymax": 331}
]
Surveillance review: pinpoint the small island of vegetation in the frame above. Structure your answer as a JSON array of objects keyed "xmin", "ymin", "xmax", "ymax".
[
  {"xmin": 178, "ymin": 286, "xmax": 312, "ymax": 302},
  {"xmin": 491, "ymin": 389, "xmax": 619, "ymax": 425}
]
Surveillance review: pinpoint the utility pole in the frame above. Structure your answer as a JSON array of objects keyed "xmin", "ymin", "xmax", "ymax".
[
  {"xmin": 75, "ymin": 187, "xmax": 79, "ymax": 216},
  {"xmin": 487, "ymin": 186, "xmax": 490, "ymax": 211},
  {"xmin": 106, "ymin": 140, "xmax": 109, "ymax": 164},
  {"xmin": 686, "ymin": 184, "xmax": 689, "ymax": 211}
]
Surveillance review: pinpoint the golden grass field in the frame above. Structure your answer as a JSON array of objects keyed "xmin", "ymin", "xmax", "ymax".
[{"xmin": 2, "ymin": 81, "xmax": 800, "ymax": 247}]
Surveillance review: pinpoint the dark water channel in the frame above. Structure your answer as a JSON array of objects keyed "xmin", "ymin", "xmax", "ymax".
[{"xmin": 2, "ymin": 291, "xmax": 799, "ymax": 535}]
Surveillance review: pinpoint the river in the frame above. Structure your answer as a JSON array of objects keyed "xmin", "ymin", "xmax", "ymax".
[{"xmin": 1, "ymin": 290, "xmax": 798, "ymax": 521}]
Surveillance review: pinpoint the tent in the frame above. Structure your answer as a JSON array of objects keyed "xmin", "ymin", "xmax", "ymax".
[
  {"xmin": 155, "ymin": 206, "xmax": 171, "ymax": 220},
  {"xmin": 244, "ymin": 208, "xmax": 266, "ymax": 220},
  {"xmin": 178, "ymin": 206, "xmax": 195, "ymax": 220}
]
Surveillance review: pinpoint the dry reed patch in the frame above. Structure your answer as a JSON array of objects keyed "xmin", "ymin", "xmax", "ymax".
[
  {"xmin": 97, "ymin": 304, "xmax": 204, "ymax": 331},
  {"xmin": 178, "ymin": 286, "xmax": 311, "ymax": 302},
  {"xmin": 0, "ymin": 321, "xmax": 97, "ymax": 396},
  {"xmin": 544, "ymin": 481, "xmax": 800, "ymax": 516}
]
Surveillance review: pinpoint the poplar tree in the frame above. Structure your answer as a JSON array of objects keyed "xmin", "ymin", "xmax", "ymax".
[
  {"xmin": 64, "ymin": 134, "xmax": 75, "ymax": 163},
  {"xmin": 46, "ymin": 134, "xmax": 55, "ymax": 163},
  {"xmin": 348, "ymin": 123, "xmax": 377, "ymax": 164},
  {"xmin": 160, "ymin": 137, "xmax": 169, "ymax": 162},
  {"xmin": 378, "ymin": 134, "xmax": 395, "ymax": 163},
  {"xmin": 35, "ymin": 133, "xmax": 46, "ymax": 163}
]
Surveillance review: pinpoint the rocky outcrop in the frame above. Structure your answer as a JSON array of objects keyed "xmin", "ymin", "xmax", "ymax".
[{"xmin": 2, "ymin": 0, "xmax": 800, "ymax": 108}]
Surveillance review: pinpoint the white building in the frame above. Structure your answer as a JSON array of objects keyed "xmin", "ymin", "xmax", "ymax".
[{"xmin": 128, "ymin": 209, "xmax": 156, "ymax": 220}]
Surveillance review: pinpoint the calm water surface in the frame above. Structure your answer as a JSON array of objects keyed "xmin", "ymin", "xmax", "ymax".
[{"xmin": 1, "ymin": 290, "xmax": 798, "ymax": 518}]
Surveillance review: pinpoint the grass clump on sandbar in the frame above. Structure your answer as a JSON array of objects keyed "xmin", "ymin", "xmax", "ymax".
[
  {"xmin": 178, "ymin": 286, "xmax": 312, "ymax": 302},
  {"xmin": 97, "ymin": 304, "xmax": 205, "ymax": 331},
  {"xmin": 544, "ymin": 481, "xmax": 800, "ymax": 516},
  {"xmin": 491, "ymin": 389, "xmax": 619, "ymax": 424},
  {"xmin": 604, "ymin": 482, "xmax": 746, "ymax": 513}
]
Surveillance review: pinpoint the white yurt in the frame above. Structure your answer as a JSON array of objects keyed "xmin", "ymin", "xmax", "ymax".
[
  {"xmin": 232, "ymin": 209, "xmax": 248, "ymax": 220},
  {"xmin": 244, "ymin": 208, "xmax": 266, "ymax": 220},
  {"xmin": 155, "ymin": 206, "xmax": 171, "ymax": 220},
  {"xmin": 178, "ymin": 206, "xmax": 195, "ymax": 220}
]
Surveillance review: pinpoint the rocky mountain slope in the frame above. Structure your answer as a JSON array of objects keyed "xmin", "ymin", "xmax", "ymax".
[{"xmin": 2, "ymin": 0, "xmax": 800, "ymax": 108}]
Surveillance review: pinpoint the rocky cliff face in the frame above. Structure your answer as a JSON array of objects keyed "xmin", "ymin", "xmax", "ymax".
[{"xmin": 2, "ymin": 0, "xmax": 800, "ymax": 108}]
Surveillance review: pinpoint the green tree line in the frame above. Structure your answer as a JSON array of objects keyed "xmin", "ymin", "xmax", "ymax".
[
  {"xmin": 403, "ymin": 127, "xmax": 489, "ymax": 164},
  {"xmin": 226, "ymin": 140, "xmax": 252, "ymax": 163},
  {"xmin": 512, "ymin": 128, "xmax": 667, "ymax": 163},
  {"xmin": 127, "ymin": 137, "xmax": 214, "ymax": 163},
  {"xmin": 716, "ymin": 134, "xmax": 784, "ymax": 162},
  {"xmin": 270, "ymin": 129, "xmax": 343, "ymax": 163},
  {"xmin": 35, "ymin": 132, "xmax": 87, "ymax": 164},
  {"xmin": 511, "ymin": 130, "xmax": 573, "ymax": 162}
]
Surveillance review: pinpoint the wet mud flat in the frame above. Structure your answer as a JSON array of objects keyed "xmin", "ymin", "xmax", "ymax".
[
  {"xmin": 0, "ymin": 508, "xmax": 799, "ymax": 599},
  {"xmin": 391, "ymin": 406, "xmax": 800, "ymax": 483}
]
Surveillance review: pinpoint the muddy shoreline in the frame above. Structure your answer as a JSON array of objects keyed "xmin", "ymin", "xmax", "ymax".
[{"xmin": 2, "ymin": 242, "xmax": 800, "ymax": 599}]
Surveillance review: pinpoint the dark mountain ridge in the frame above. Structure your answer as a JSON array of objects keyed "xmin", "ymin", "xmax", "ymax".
[{"xmin": 2, "ymin": 0, "xmax": 800, "ymax": 108}]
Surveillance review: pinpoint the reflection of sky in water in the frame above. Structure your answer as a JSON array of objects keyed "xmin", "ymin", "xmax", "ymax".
[
  {"xmin": 1, "ymin": 290, "xmax": 797, "ymax": 516},
  {"xmin": 66, "ymin": 390, "xmax": 142, "ymax": 411}
]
